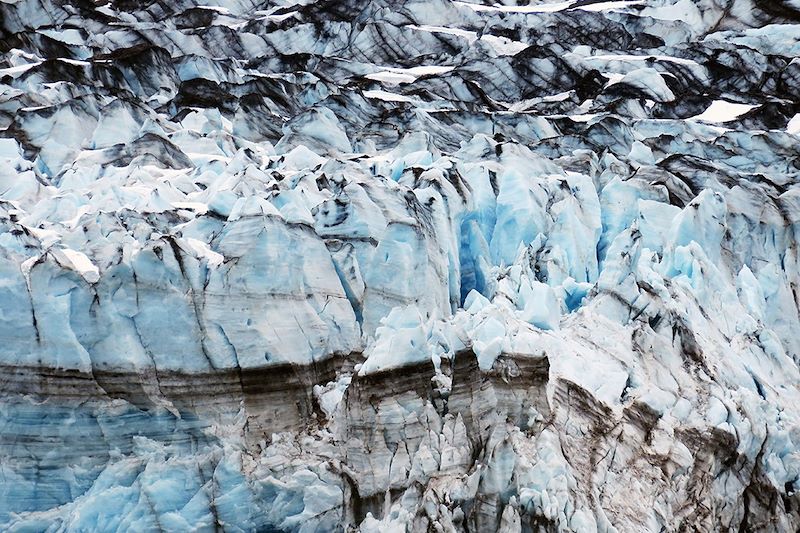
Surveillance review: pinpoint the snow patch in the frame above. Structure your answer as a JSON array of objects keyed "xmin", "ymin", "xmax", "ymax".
[
  {"xmin": 689, "ymin": 101, "xmax": 759, "ymax": 123},
  {"xmin": 788, "ymin": 113, "xmax": 800, "ymax": 135},
  {"xmin": 57, "ymin": 248, "xmax": 100, "ymax": 283},
  {"xmin": 362, "ymin": 90, "xmax": 414, "ymax": 103}
]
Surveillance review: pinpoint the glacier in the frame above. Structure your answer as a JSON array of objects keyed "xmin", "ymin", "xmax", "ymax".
[{"xmin": 2, "ymin": 0, "xmax": 800, "ymax": 530}]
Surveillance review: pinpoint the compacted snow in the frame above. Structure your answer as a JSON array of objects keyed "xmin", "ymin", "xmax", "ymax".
[{"xmin": 2, "ymin": 0, "xmax": 800, "ymax": 531}]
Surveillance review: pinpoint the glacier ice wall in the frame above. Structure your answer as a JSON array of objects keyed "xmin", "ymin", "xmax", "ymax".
[{"xmin": 2, "ymin": 0, "xmax": 800, "ymax": 530}]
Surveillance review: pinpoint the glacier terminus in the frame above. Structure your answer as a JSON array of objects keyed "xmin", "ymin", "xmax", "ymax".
[{"xmin": 2, "ymin": 0, "xmax": 800, "ymax": 531}]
